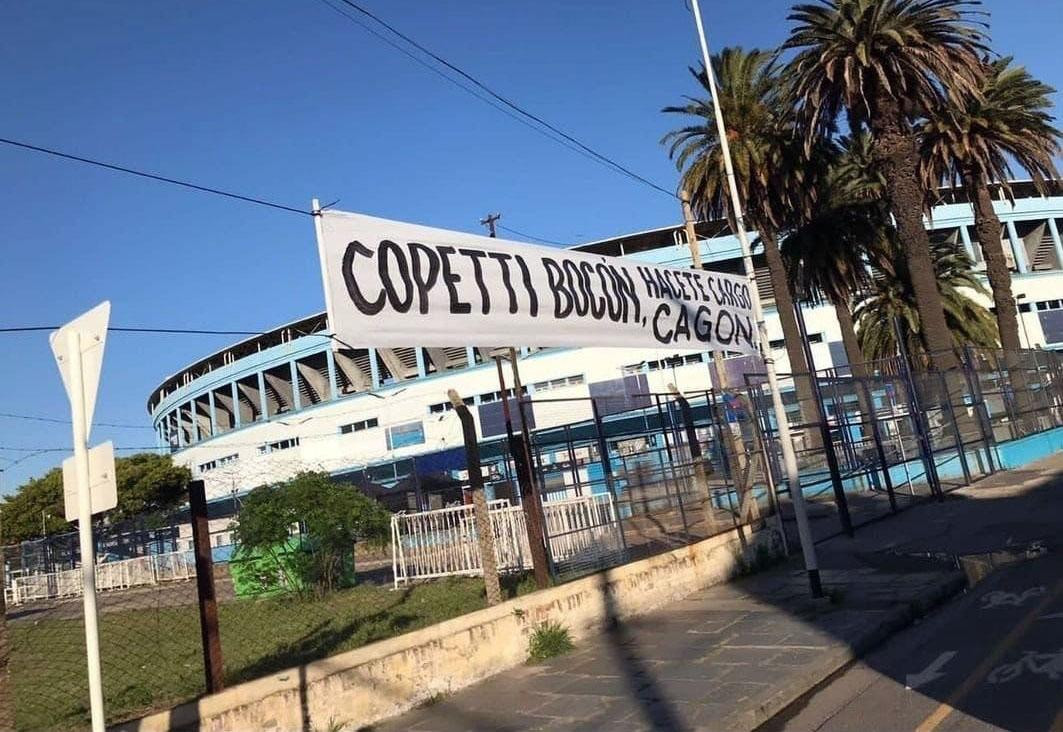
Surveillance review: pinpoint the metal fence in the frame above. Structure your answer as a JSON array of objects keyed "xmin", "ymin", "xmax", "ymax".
[
  {"xmin": 751, "ymin": 347, "xmax": 1063, "ymax": 544},
  {"xmin": 5, "ymin": 550, "xmax": 195, "ymax": 606},
  {"xmin": 390, "ymin": 493, "xmax": 622, "ymax": 587},
  {"xmin": 7, "ymin": 346, "xmax": 1063, "ymax": 731}
]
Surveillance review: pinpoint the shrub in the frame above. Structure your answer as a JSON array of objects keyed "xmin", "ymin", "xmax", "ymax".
[
  {"xmin": 528, "ymin": 621, "xmax": 574, "ymax": 662},
  {"xmin": 233, "ymin": 472, "xmax": 391, "ymax": 596}
]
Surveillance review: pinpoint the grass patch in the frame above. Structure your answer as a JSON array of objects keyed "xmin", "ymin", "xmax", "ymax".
[
  {"xmin": 527, "ymin": 621, "xmax": 574, "ymax": 663},
  {"xmin": 10, "ymin": 574, "xmax": 537, "ymax": 731}
]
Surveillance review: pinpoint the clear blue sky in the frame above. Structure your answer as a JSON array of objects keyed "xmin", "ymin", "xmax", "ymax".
[{"xmin": 1, "ymin": 0, "xmax": 1060, "ymax": 492}]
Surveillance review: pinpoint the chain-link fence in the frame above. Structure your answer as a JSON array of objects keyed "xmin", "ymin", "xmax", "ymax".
[{"xmin": 6, "ymin": 346, "xmax": 1063, "ymax": 730}]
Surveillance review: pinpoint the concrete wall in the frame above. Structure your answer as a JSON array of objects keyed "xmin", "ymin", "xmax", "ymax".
[{"xmin": 114, "ymin": 523, "xmax": 777, "ymax": 732}]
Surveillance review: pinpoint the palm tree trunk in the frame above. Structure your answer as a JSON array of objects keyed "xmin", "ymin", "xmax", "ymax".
[
  {"xmin": 761, "ymin": 230, "xmax": 822, "ymax": 430},
  {"xmin": 833, "ymin": 296, "xmax": 867, "ymax": 378},
  {"xmin": 965, "ymin": 173, "xmax": 1021, "ymax": 352},
  {"xmin": 870, "ymin": 96, "xmax": 959, "ymax": 370}
]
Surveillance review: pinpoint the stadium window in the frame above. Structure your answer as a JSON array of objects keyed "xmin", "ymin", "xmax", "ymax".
[
  {"xmin": 532, "ymin": 374, "xmax": 585, "ymax": 392},
  {"xmin": 258, "ymin": 437, "xmax": 300, "ymax": 454},
  {"xmin": 340, "ymin": 417, "xmax": 379, "ymax": 434},
  {"xmin": 769, "ymin": 339, "xmax": 786, "ymax": 350},
  {"xmin": 198, "ymin": 453, "xmax": 239, "ymax": 473},
  {"xmin": 807, "ymin": 333, "xmax": 824, "ymax": 344}
]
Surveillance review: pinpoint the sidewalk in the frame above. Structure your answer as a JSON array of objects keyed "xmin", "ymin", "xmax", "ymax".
[{"xmin": 372, "ymin": 452, "xmax": 1063, "ymax": 732}]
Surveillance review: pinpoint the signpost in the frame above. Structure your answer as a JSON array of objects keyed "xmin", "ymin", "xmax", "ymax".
[{"xmin": 50, "ymin": 301, "xmax": 114, "ymax": 732}]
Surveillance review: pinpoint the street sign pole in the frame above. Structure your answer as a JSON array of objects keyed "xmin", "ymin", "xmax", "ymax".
[{"xmin": 67, "ymin": 329, "xmax": 106, "ymax": 732}]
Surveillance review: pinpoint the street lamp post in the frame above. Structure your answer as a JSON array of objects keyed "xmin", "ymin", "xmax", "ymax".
[
  {"xmin": 686, "ymin": 0, "xmax": 822, "ymax": 596},
  {"xmin": 1016, "ymin": 294, "xmax": 1033, "ymax": 348}
]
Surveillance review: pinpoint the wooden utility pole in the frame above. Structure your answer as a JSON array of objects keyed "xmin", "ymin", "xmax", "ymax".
[
  {"xmin": 480, "ymin": 213, "xmax": 501, "ymax": 238},
  {"xmin": 501, "ymin": 349, "xmax": 551, "ymax": 588},
  {"xmin": 449, "ymin": 390, "xmax": 502, "ymax": 605},
  {"xmin": 679, "ymin": 190, "xmax": 751, "ymax": 520},
  {"xmin": 0, "ymin": 514, "xmax": 13, "ymax": 732},
  {"xmin": 189, "ymin": 480, "xmax": 224, "ymax": 693}
]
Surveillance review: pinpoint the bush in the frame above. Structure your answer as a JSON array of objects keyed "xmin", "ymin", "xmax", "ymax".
[
  {"xmin": 233, "ymin": 472, "xmax": 391, "ymax": 596},
  {"xmin": 528, "ymin": 621, "xmax": 574, "ymax": 663}
]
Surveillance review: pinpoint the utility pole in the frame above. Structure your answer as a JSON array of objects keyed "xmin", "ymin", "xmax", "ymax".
[
  {"xmin": 686, "ymin": 0, "xmax": 822, "ymax": 597},
  {"xmin": 480, "ymin": 213, "xmax": 501, "ymax": 238}
]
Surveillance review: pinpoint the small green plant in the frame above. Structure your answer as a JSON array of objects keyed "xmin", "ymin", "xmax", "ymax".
[{"xmin": 528, "ymin": 621, "xmax": 574, "ymax": 663}]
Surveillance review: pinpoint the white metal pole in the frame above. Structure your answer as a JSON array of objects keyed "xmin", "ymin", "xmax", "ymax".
[
  {"xmin": 688, "ymin": 0, "xmax": 822, "ymax": 596},
  {"xmin": 68, "ymin": 330, "xmax": 106, "ymax": 732}
]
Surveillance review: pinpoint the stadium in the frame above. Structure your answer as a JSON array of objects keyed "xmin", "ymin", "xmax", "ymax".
[{"xmin": 137, "ymin": 182, "xmax": 1063, "ymax": 547}]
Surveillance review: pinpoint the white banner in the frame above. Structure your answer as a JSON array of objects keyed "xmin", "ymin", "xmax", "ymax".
[{"xmin": 314, "ymin": 209, "xmax": 757, "ymax": 355}]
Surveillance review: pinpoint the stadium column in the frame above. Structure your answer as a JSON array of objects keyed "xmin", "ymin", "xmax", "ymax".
[
  {"xmin": 231, "ymin": 382, "xmax": 241, "ymax": 428},
  {"xmin": 1006, "ymin": 220, "xmax": 1029, "ymax": 273},
  {"xmin": 1048, "ymin": 218, "xmax": 1063, "ymax": 272},
  {"xmin": 256, "ymin": 372, "xmax": 268, "ymax": 422},
  {"xmin": 368, "ymin": 348, "xmax": 381, "ymax": 390},
  {"xmin": 959, "ymin": 224, "xmax": 976, "ymax": 262},
  {"xmin": 289, "ymin": 360, "xmax": 301, "ymax": 412},
  {"xmin": 208, "ymin": 390, "xmax": 217, "ymax": 436},
  {"xmin": 325, "ymin": 348, "xmax": 339, "ymax": 400}
]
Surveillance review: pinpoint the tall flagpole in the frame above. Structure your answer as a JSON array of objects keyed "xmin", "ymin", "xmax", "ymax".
[{"xmin": 687, "ymin": 0, "xmax": 822, "ymax": 596}]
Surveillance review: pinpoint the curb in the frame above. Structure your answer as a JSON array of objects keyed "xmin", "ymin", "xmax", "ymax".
[{"xmin": 732, "ymin": 571, "xmax": 968, "ymax": 732}]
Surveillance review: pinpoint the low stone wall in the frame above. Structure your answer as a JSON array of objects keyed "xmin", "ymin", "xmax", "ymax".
[{"xmin": 115, "ymin": 523, "xmax": 777, "ymax": 732}]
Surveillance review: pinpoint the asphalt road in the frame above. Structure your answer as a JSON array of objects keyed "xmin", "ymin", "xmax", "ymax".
[{"xmin": 762, "ymin": 553, "xmax": 1063, "ymax": 732}]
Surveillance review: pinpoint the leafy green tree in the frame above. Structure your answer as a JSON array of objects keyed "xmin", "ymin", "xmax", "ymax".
[
  {"xmin": 785, "ymin": 0, "xmax": 989, "ymax": 369},
  {"xmin": 855, "ymin": 237, "xmax": 998, "ymax": 363},
  {"xmin": 1, "ymin": 453, "xmax": 190, "ymax": 543},
  {"xmin": 662, "ymin": 47, "xmax": 821, "ymax": 419},
  {"xmin": 233, "ymin": 472, "xmax": 390, "ymax": 596},
  {"xmin": 920, "ymin": 56, "xmax": 1061, "ymax": 352}
]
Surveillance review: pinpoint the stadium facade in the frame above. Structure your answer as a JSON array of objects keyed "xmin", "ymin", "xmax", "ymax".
[{"xmin": 147, "ymin": 182, "xmax": 1063, "ymax": 539}]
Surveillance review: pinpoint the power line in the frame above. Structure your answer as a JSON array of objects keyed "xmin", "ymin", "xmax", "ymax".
[
  {"xmin": 311, "ymin": 0, "xmax": 613, "ymax": 175},
  {"xmin": 497, "ymin": 225, "xmax": 567, "ymax": 247},
  {"xmin": 0, "ymin": 412, "xmax": 149, "ymax": 429},
  {"xmin": 321, "ymin": 0, "xmax": 676, "ymax": 199},
  {"xmin": 0, "ymin": 136, "xmax": 313, "ymax": 217}
]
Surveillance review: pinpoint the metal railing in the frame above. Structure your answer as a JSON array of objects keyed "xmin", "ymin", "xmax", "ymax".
[{"xmin": 5, "ymin": 550, "xmax": 196, "ymax": 606}]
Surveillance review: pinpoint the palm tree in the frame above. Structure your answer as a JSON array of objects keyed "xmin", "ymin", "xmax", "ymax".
[
  {"xmin": 662, "ymin": 47, "xmax": 819, "ymax": 417},
  {"xmin": 920, "ymin": 56, "xmax": 1061, "ymax": 353},
  {"xmin": 785, "ymin": 0, "xmax": 989, "ymax": 370},
  {"xmin": 778, "ymin": 145, "xmax": 892, "ymax": 373},
  {"xmin": 856, "ymin": 237, "xmax": 998, "ymax": 363}
]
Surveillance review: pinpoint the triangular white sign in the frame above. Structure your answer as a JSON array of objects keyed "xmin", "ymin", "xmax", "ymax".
[
  {"xmin": 62, "ymin": 441, "xmax": 118, "ymax": 522},
  {"xmin": 50, "ymin": 302, "xmax": 110, "ymax": 440}
]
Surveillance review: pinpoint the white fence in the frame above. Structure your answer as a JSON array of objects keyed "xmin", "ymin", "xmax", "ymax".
[
  {"xmin": 391, "ymin": 493, "xmax": 625, "ymax": 587},
  {"xmin": 5, "ymin": 550, "xmax": 197, "ymax": 606}
]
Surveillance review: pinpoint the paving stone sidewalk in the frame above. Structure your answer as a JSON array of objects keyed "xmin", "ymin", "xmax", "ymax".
[
  {"xmin": 372, "ymin": 563, "xmax": 963, "ymax": 732},
  {"xmin": 372, "ymin": 453, "xmax": 1063, "ymax": 732}
]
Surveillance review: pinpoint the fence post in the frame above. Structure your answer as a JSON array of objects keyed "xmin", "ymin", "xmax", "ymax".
[
  {"xmin": 188, "ymin": 479, "xmax": 224, "ymax": 694},
  {"xmin": 448, "ymin": 390, "xmax": 502, "ymax": 606},
  {"xmin": 669, "ymin": 385, "xmax": 718, "ymax": 535},
  {"xmin": 652, "ymin": 394, "xmax": 690, "ymax": 539},
  {"xmin": 859, "ymin": 379, "xmax": 897, "ymax": 513},
  {"xmin": 961, "ymin": 347, "xmax": 997, "ymax": 474},
  {"xmin": 0, "ymin": 535, "xmax": 12, "ymax": 732},
  {"xmin": 938, "ymin": 371, "xmax": 972, "ymax": 487},
  {"xmin": 894, "ymin": 318, "xmax": 943, "ymax": 500},
  {"xmin": 589, "ymin": 398, "xmax": 628, "ymax": 554}
]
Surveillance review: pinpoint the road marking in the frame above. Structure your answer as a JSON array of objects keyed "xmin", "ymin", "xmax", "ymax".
[
  {"xmin": 906, "ymin": 652, "xmax": 957, "ymax": 690},
  {"xmin": 1041, "ymin": 612, "xmax": 1063, "ymax": 620},
  {"xmin": 916, "ymin": 579, "xmax": 1063, "ymax": 732},
  {"xmin": 981, "ymin": 586, "xmax": 1047, "ymax": 609}
]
